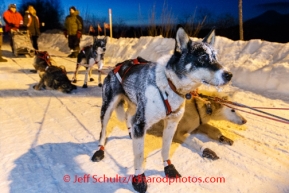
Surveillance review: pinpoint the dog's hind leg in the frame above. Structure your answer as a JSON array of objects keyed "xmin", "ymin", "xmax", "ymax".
[
  {"xmin": 162, "ymin": 117, "xmax": 182, "ymax": 178},
  {"xmin": 83, "ymin": 67, "xmax": 90, "ymax": 88},
  {"xmin": 97, "ymin": 70, "xmax": 102, "ymax": 87},
  {"xmin": 89, "ymin": 68, "xmax": 94, "ymax": 81},
  {"xmin": 97, "ymin": 60, "xmax": 104, "ymax": 87},
  {"xmin": 91, "ymin": 93, "xmax": 124, "ymax": 162},
  {"xmin": 83, "ymin": 59, "xmax": 95, "ymax": 88},
  {"xmin": 72, "ymin": 63, "xmax": 80, "ymax": 83}
]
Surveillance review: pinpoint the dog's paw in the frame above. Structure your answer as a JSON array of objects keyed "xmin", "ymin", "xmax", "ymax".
[
  {"xmin": 219, "ymin": 135, "xmax": 234, "ymax": 146},
  {"xmin": 98, "ymin": 83, "xmax": 103, "ymax": 87},
  {"xmin": 164, "ymin": 164, "xmax": 181, "ymax": 178},
  {"xmin": 82, "ymin": 84, "xmax": 88, "ymax": 88},
  {"xmin": 72, "ymin": 79, "xmax": 77, "ymax": 83},
  {"xmin": 91, "ymin": 150, "xmax": 104, "ymax": 162},
  {"xmin": 33, "ymin": 85, "xmax": 41, "ymax": 90},
  {"xmin": 202, "ymin": 148, "xmax": 219, "ymax": 160},
  {"xmin": 132, "ymin": 173, "xmax": 147, "ymax": 193},
  {"xmin": 90, "ymin": 78, "xmax": 94, "ymax": 82}
]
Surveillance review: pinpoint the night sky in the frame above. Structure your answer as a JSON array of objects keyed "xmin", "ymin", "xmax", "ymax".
[{"xmin": 13, "ymin": 0, "xmax": 289, "ymax": 25}]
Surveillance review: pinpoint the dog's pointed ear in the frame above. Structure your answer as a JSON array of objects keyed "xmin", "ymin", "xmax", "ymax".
[
  {"xmin": 202, "ymin": 28, "xmax": 215, "ymax": 46},
  {"xmin": 176, "ymin": 26, "xmax": 190, "ymax": 52}
]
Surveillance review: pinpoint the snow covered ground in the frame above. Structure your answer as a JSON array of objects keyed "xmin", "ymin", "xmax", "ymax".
[{"xmin": 0, "ymin": 32, "xmax": 289, "ymax": 193}]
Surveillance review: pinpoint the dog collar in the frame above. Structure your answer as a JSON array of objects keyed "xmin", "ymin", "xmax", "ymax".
[{"xmin": 167, "ymin": 78, "xmax": 184, "ymax": 97}]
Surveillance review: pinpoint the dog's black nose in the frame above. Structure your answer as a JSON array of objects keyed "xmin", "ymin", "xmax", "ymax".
[{"xmin": 222, "ymin": 71, "xmax": 233, "ymax": 81}]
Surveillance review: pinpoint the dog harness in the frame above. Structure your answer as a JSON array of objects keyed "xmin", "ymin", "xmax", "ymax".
[
  {"xmin": 37, "ymin": 51, "xmax": 52, "ymax": 67},
  {"xmin": 36, "ymin": 51, "xmax": 52, "ymax": 71},
  {"xmin": 113, "ymin": 58, "xmax": 175, "ymax": 115}
]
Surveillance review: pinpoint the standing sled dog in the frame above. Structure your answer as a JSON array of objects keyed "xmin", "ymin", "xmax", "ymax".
[
  {"xmin": 71, "ymin": 37, "xmax": 107, "ymax": 88},
  {"xmin": 91, "ymin": 27, "xmax": 233, "ymax": 192}
]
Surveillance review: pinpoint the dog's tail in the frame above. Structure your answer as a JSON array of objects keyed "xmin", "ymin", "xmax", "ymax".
[{"xmin": 115, "ymin": 100, "xmax": 126, "ymax": 122}]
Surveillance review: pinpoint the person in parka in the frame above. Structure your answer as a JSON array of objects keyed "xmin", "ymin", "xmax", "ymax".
[
  {"xmin": 3, "ymin": 4, "xmax": 23, "ymax": 53},
  {"xmin": 64, "ymin": 6, "xmax": 83, "ymax": 58},
  {"xmin": 23, "ymin": 5, "xmax": 40, "ymax": 50}
]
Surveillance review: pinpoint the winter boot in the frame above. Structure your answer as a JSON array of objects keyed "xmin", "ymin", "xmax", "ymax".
[
  {"xmin": 68, "ymin": 47, "xmax": 80, "ymax": 58},
  {"xmin": 0, "ymin": 57, "xmax": 7, "ymax": 62}
]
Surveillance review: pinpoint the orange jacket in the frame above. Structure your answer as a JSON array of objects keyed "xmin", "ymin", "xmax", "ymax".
[{"xmin": 3, "ymin": 9, "xmax": 23, "ymax": 32}]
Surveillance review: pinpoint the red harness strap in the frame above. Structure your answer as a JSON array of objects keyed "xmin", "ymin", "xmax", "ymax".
[
  {"xmin": 113, "ymin": 58, "xmax": 173, "ymax": 115},
  {"xmin": 113, "ymin": 58, "xmax": 147, "ymax": 83},
  {"xmin": 37, "ymin": 51, "xmax": 52, "ymax": 66}
]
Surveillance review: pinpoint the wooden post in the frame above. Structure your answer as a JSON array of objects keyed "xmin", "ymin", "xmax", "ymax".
[{"xmin": 109, "ymin": 9, "xmax": 113, "ymax": 38}]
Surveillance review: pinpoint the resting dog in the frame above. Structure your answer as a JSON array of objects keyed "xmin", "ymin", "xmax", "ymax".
[
  {"xmin": 33, "ymin": 51, "xmax": 77, "ymax": 93},
  {"xmin": 32, "ymin": 51, "xmax": 53, "ymax": 75},
  {"xmin": 33, "ymin": 65, "xmax": 77, "ymax": 93},
  {"xmin": 91, "ymin": 26, "xmax": 233, "ymax": 193},
  {"xmin": 71, "ymin": 37, "xmax": 107, "ymax": 88},
  {"xmin": 145, "ymin": 91, "xmax": 247, "ymax": 161}
]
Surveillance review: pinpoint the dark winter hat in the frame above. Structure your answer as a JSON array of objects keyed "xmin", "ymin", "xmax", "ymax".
[
  {"xmin": 9, "ymin": 4, "xmax": 16, "ymax": 9},
  {"xmin": 69, "ymin": 6, "xmax": 76, "ymax": 11}
]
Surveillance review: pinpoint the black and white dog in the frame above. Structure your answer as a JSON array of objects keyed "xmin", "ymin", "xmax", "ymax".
[
  {"xmin": 91, "ymin": 27, "xmax": 233, "ymax": 193},
  {"xmin": 71, "ymin": 37, "xmax": 107, "ymax": 88}
]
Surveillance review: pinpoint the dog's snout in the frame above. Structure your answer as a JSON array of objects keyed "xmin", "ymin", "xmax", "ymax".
[{"xmin": 222, "ymin": 71, "xmax": 233, "ymax": 82}]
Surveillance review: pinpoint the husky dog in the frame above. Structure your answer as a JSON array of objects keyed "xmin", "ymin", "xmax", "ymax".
[
  {"xmin": 91, "ymin": 26, "xmax": 233, "ymax": 193},
  {"xmin": 32, "ymin": 50, "xmax": 77, "ymax": 93},
  {"xmin": 71, "ymin": 37, "xmax": 107, "ymax": 88},
  {"xmin": 147, "ymin": 91, "xmax": 247, "ymax": 161},
  {"xmin": 32, "ymin": 51, "xmax": 53, "ymax": 75},
  {"xmin": 33, "ymin": 65, "xmax": 77, "ymax": 93}
]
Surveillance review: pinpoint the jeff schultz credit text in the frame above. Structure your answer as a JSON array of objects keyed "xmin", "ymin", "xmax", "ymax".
[{"xmin": 63, "ymin": 174, "xmax": 226, "ymax": 184}]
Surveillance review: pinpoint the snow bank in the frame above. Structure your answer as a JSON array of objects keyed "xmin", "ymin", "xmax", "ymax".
[{"xmin": 39, "ymin": 33, "xmax": 289, "ymax": 97}]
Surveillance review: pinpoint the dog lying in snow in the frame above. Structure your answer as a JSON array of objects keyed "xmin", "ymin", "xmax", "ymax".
[
  {"xmin": 141, "ymin": 91, "xmax": 247, "ymax": 160},
  {"xmin": 71, "ymin": 37, "xmax": 107, "ymax": 88},
  {"xmin": 32, "ymin": 51, "xmax": 77, "ymax": 93},
  {"xmin": 91, "ymin": 26, "xmax": 233, "ymax": 193}
]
